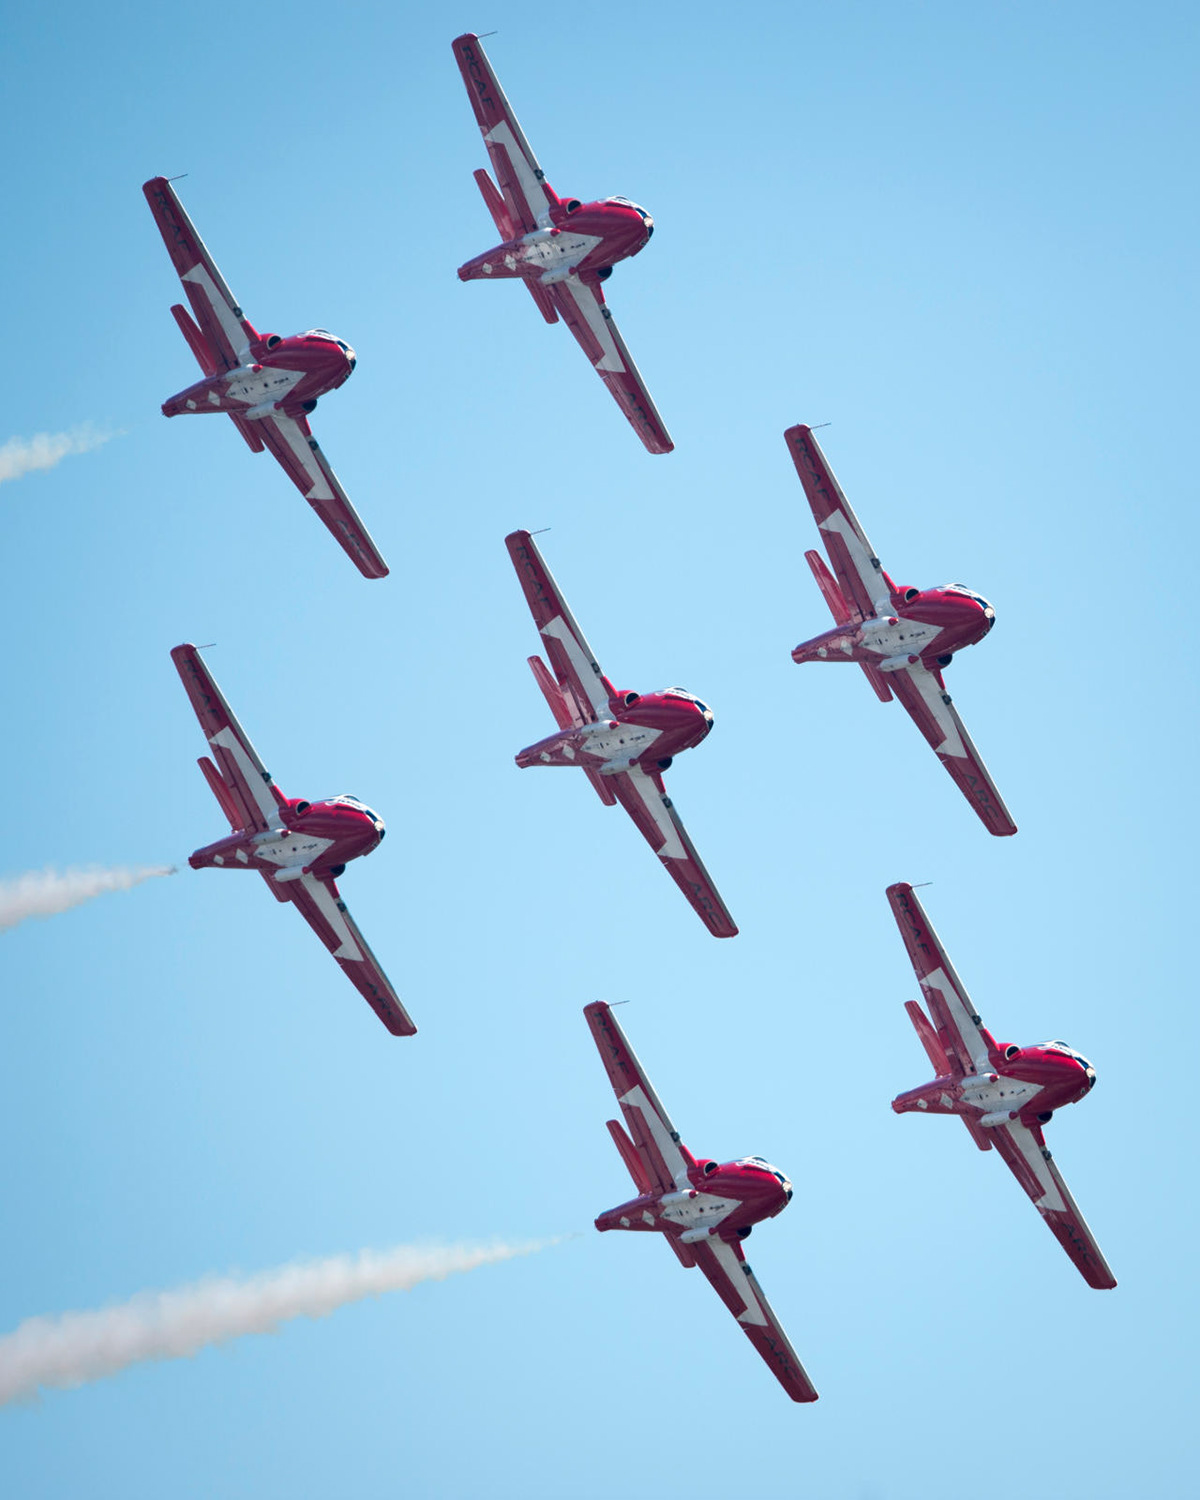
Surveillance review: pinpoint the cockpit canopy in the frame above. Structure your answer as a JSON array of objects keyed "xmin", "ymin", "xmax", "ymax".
[
  {"xmin": 737, "ymin": 1156, "xmax": 793, "ymax": 1200},
  {"xmin": 664, "ymin": 688, "xmax": 713, "ymax": 721},
  {"xmin": 604, "ymin": 195, "xmax": 654, "ymax": 236},
  {"xmin": 1036, "ymin": 1040, "xmax": 1096, "ymax": 1086},
  {"xmin": 327, "ymin": 794, "xmax": 384, "ymax": 834},
  {"xmin": 304, "ymin": 329, "xmax": 357, "ymax": 369}
]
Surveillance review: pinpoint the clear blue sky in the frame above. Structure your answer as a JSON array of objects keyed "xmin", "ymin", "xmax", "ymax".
[{"xmin": 2, "ymin": 1, "xmax": 1196, "ymax": 1495}]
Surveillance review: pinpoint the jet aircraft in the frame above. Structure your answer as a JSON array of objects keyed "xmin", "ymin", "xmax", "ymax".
[
  {"xmin": 787, "ymin": 424, "xmax": 1015, "ymax": 835},
  {"xmin": 585, "ymin": 1001, "xmax": 818, "ymax": 1401},
  {"xmin": 171, "ymin": 644, "xmax": 414, "ymax": 1036},
  {"xmin": 887, "ymin": 881, "xmax": 1114, "ymax": 1288},
  {"xmin": 144, "ymin": 177, "xmax": 388, "ymax": 578},
  {"xmin": 452, "ymin": 33, "xmax": 673, "ymax": 454},
  {"xmin": 507, "ymin": 530, "xmax": 736, "ymax": 937}
]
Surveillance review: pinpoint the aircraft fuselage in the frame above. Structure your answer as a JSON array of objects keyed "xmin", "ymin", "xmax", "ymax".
[
  {"xmin": 597, "ymin": 1157, "xmax": 793, "ymax": 1245},
  {"xmin": 893, "ymin": 1040, "xmax": 1096, "ymax": 1130},
  {"xmin": 458, "ymin": 198, "xmax": 652, "ymax": 286},
  {"xmin": 162, "ymin": 331, "xmax": 355, "ymax": 420},
  {"xmin": 793, "ymin": 583, "xmax": 994, "ymax": 672},
  {"xmin": 516, "ymin": 689, "xmax": 712, "ymax": 773},
  {"xmin": 190, "ymin": 795, "xmax": 384, "ymax": 891}
]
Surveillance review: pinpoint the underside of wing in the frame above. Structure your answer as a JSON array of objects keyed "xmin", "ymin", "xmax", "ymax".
[
  {"xmin": 170, "ymin": 644, "xmax": 280, "ymax": 834},
  {"xmin": 886, "ymin": 882, "xmax": 989, "ymax": 1076},
  {"xmin": 610, "ymin": 767, "xmax": 737, "ymax": 938},
  {"xmin": 289, "ymin": 875, "xmax": 416, "ymax": 1037},
  {"xmin": 785, "ymin": 424, "xmax": 885, "ymax": 617},
  {"xmin": 888, "ymin": 666, "xmax": 1017, "ymax": 836},
  {"xmin": 992, "ymin": 1122, "xmax": 1116, "ymax": 1289},
  {"xmin": 550, "ymin": 280, "xmax": 673, "ymax": 455},
  {"xmin": 692, "ymin": 1237, "xmax": 819, "ymax": 1402},
  {"xmin": 505, "ymin": 530, "xmax": 610, "ymax": 720},
  {"xmin": 257, "ymin": 414, "xmax": 388, "ymax": 579},
  {"xmin": 143, "ymin": 177, "xmax": 256, "ymax": 372},
  {"xmin": 452, "ymin": 33, "xmax": 556, "ymax": 232},
  {"xmin": 583, "ymin": 1002, "xmax": 693, "ymax": 1193}
]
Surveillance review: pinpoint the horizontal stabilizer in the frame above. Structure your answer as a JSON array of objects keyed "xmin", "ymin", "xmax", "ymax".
[
  {"xmin": 859, "ymin": 659, "xmax": 894, "ymax": 704},
  {"xmin": 527, "ymin": 654, "xmax": 577, "ymax": 730},
  {"xmin": 228, "ymin": 411, "xmax": 265, "ymax": 453},
  {"xmin": 804, "ymin": 548, "xmax": 853, "ymax": 625},
  {"xmin": 170, "ymin": 302, "xmax": 218, "ymax": 377},
  {"xmin": 664, "ymin": 1233, "xmax": 697, "ymax": 1269},
  {"xmin": 960, "ymin": 1114, "xmax": 994, "ymax": 1152},
  {"xmin": 606, "ymin": 1118, "xmax": 651, "ymax": 1196},
  {"xmin": 197, "ymin": 755, "xmax": 243, "ymax": 831},
  {"xmin": 904, "ymin": 998, "xmax": 951, "ymax": 1077},
  {"xmin": 583, "ymin": 766, "xmax": 618, "ymax": 807},
  {"xmin": 473, "ymin": 167, "xmax": 516, "ymax": 241},
  {"xmin": 524, "ymin": 277, "xmax": 559, "ymax": 325}
]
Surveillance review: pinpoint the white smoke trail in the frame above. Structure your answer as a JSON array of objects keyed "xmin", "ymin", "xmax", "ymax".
[
  {"xmin": 0, "ymin": 424, "xmax": 117, "ymax": 485},
  {"xmin": 0, "ymin": 866, "xmax": 175, "ymax": 932},
  {"xmin": 0, "ymin": 1240, "xmax": 551, "ymax": 1405}
]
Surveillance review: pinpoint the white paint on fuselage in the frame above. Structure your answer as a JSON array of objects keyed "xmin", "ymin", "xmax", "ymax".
[
  {"xmin": 225, "ymin": 363, "xmax": 305, "ymax": 409},
  {"xmin": 960, "ymin": 1072, "xmax": 1042, "ymax": 1113},
  {"xmin": 658, "ymin": 1190, "xmax": 740, "ymax": 1232},
  {"xmin": 252, "ymin": 829, "xmax": 335, "ymax": 872},
  {"xmin": 518, "ymin": 227, "xmax": 602, "ymax": 283},
  {"xmin": 584, "ymin": 719, "xmax": 662, "ymax": 768},
  {"xmin": 859, "ymin": 616, "xmax": 941, "ymax": 657}
]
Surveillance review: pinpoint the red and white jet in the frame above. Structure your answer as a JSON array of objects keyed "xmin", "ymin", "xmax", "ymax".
[
  {"xmin": 888, "ymin": 882, "xmax": 1114, "ymax": 1289},
  {"xmin": 144, "ymin": 177, "xmax": 388, "ymax": 579},
  {"xmin": 787, "ymin": 424, "xmax": 1016, "ymax": 836},
  {"xmin": 585, "ymin": 1001, "xmax": 818, "ymax": 1402},
  {"xmin": 507, "ymin": 530, "xmax": 736, "ymax": 938},
  {"xmin": 452, "ymin": 33, "xmax": 673, "ymax": 455},
  {"xmin": 171, "ymin": 644, "xmax": 414, "ymax": 1036}
]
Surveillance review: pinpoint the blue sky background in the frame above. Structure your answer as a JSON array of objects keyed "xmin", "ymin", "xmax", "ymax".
[{"xmin": 1, "ymin": 1, "xmax": 1196, "ymax": 1495}]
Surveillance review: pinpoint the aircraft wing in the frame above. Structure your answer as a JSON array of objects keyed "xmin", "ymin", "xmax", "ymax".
[
  {"xmin": 886, "ymin": 882, "xmax": 990, "ymax": 1078},
  {"xmin": 549, "ymin": 279, "xmax": 674, "ymax": 455},
  {"xmin": 171, "ymin": 644, "xmax": 281, "ymax": 835},
  {"xmin": 143, "ymin": 177, "xmax": 256, "ymax": 372},
  {"xmin": 288, "ymin": 874, "xmax": 416, "ymax": 1037},
  {"xmin": 506, "ymin": 530, "xmax": 611, "ymax": 722},
  {"xmin": 990, "ymin": 1120, "xmax": 1116, "ymax": 1289},
  {"xmin": 609, "ymin": 766, "xmax": 737, "ymax": 938},
  {"xmin": 256, "ymin": 413, "xmax": 388, "ymax": 579},
  {"xmin": 452, "ymin": 33, "xmax": 556, "ymax": 233},
  {"xmin": 584, "ymin": 1001, "xmax": 694, "ymax": 1194},
  {"xmin": 888, "ymin": 666, "xmax": 1017, "ymax": 836},
  {"xmin": 691, "ymin": 1237, "xmax": 819, "ymax": 1402},
  {"xmin": 786, "ymin": 424, "xmax": 887, "ymax": 619}
]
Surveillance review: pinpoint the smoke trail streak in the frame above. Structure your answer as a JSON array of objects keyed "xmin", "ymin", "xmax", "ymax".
[
  {"xmin": 0, "ymin": 1241, "xmax": 550, "ymax": 1405},
  {"xmin": 0, "ymin": 425, "xmax": 117, "ymax": 485},
  {"xmin": 0, "ymin": 867, "xmax": 175, "ymax": 932}
]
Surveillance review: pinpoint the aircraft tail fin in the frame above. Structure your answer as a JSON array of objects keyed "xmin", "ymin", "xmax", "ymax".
[
  {"xmin": 170, "ymin": 302, "xmax": 218, "ymax": 377},
  {"xmin": 606, "ymin": 1118, "xmax": 652, "ymax": 1196},
  {"xmin": 197, "ymin": 755, "xmax": 243, "ymax": 831},
  {"xmin": 473, "ymin": 167, "xmax": 516, "ymax": 240}
]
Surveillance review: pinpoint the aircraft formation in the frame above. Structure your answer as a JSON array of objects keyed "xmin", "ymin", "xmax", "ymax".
[{"xmin": 26, "ymin": 31, "xmax": 1113, "ymax": 1411}]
